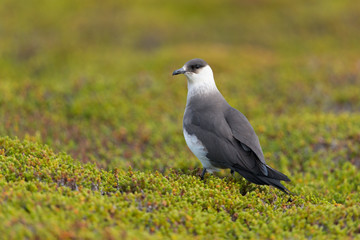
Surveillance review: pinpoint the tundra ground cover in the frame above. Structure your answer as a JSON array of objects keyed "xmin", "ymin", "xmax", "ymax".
[{"xmin": 0, "ymin": 0, "xmax": 360, "ymax": 239}]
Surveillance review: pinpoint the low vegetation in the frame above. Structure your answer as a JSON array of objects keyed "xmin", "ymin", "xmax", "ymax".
[
  {"xmin": 1, "ymin": 134, "xmax": 360, "ymax": 239},
  {"xmin": 1, "ymin": 0, "xmax": 360, "ymax": 239}
]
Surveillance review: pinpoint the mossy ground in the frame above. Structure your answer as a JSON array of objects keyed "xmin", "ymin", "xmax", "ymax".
[{"xmin": 1, "ymin": 0, "xmax": 360, "ymax": 239}]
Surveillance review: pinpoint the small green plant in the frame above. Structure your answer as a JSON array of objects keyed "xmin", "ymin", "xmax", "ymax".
[{"xmin": 1, "ymin": 136, "xmax": 359, "ymax": 239}]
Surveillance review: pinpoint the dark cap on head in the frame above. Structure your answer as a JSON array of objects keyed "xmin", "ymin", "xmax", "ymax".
[
  {"xmin": 184, "ymin": 58, "xmax": 208, "ymax": 73},
  {"xmin": 172, "ymin": 58, "xmax": 208, "ymax": 75}
]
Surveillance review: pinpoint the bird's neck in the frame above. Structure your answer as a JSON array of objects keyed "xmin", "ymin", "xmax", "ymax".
[{"xmin": 186, "ymin": 79, "xmax": 219, "ymax": 102}]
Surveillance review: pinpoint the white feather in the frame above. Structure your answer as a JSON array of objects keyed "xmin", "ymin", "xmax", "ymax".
[
  {"xmin": 183, "ymin": 129, "xmax": 220, "ymax": 173},
  {"xmin": 184, "ymin": 65, "xmax": 219, "ymax": 101}
]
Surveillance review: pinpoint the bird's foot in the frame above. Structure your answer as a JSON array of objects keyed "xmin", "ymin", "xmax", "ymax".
[{"xmin": 200, "ymin": 168, "xmax": 207, "ymax": 180}]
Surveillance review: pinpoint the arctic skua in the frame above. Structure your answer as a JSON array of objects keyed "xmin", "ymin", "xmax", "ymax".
[{"xmin": 173, "ymin": 58, "xmax": 291, "ymax": 194}]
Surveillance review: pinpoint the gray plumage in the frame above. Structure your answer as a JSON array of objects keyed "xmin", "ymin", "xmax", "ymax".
[{"xmin": 173, "ymin": 58, "xmax": 291, "ymax": 194}]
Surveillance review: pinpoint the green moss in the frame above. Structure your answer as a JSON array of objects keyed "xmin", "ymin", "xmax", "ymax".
[
  {"xmin": 1, "ymin": 136, "xmax": 360, "ymax": 239},
  {"xmin": 1, "ymin": 0, "xmax": 360, "ymax": 238}
]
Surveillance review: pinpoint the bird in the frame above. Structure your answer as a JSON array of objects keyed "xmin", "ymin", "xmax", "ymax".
[{"xmin": 172, "ymin": 58, "xmax": 291, "ymax": 194}]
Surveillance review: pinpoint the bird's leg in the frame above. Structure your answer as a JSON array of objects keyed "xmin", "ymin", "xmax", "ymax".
[
  {"xmin": 200, "ymin": 168, "xmax": 207, "ymax": 180},
  {"xmin": 230, "ymin": 169, "xmax": 235, "ymax": 176}
]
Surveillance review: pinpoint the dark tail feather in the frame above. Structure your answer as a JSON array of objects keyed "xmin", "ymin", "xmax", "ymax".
[
  {"xmin": 234, "ymin": 166, "xmax": 291, "ymax": 194},
  {"xmin": 266, "ymin": 166, "xmax": 291, "ymax": 182},
  {"xmin": 257, "ymin": 175, "xmax": 291, "ymax": 194}
]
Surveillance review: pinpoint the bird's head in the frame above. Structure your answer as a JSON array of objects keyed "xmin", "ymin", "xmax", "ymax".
[{"xmin": 172, "ymin": 58, "xmax": 214, "ymax": 84}]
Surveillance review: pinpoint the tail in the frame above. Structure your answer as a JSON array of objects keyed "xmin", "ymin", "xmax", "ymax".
[{"xmin": 234, "ymin": 165, "xmax": 291, "ymax": 194}]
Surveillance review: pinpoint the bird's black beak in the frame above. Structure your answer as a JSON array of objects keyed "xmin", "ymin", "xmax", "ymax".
[{"xmin": 172, "ymin": 67, "xmax": 186, "ymax": 76}]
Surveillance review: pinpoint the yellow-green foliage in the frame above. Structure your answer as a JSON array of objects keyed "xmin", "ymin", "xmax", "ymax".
[
  {"xmin": 1, "ymin": 136, "xmax": 360, "ymax": 239},
  {"xmin": 1, "ymin": 0, "xmax": 360, "ymax": 239}
]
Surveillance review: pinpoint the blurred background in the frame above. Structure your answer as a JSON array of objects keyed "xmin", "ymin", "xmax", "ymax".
[{"xmin": 0, "ymin": 0, "xmax": 359, "ymax": 172}]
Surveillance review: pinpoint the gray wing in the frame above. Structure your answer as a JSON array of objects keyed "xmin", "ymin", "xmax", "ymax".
[
  {"xmin": 224, "ymin": 107, "xmax": 268, "ymax": 175},
  {"xmin": 184, "ymin": 106, "xmax": 268, "ymax": 175}
]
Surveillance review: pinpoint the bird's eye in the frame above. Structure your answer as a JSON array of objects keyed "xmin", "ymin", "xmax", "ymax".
[{"xmin": 194, "ymin": 64, "xmax": 200, "ymax": 69}]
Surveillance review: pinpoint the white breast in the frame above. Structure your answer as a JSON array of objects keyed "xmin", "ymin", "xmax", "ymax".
[{"xmin": 183, "ymin": 129, "xmax": 219, "ymax": 173}]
